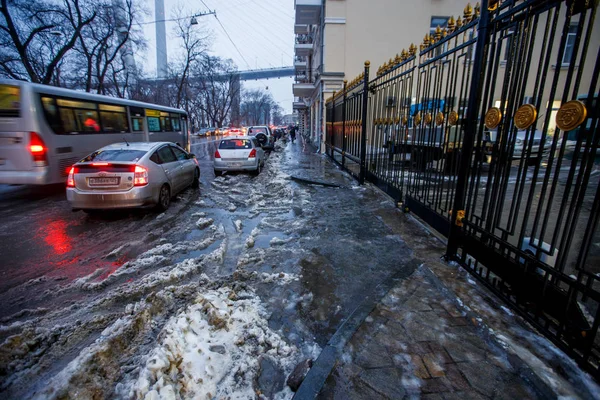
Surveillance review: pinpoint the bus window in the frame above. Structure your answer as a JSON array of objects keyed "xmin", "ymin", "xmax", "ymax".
[
  {"xmin": 59, "ymin": 108, "xmax": 80, "ymax": 133},
  {"xmin": 0, "ymin": 84, "xmax": 20, "ymax": 117},
  {"xmin": 170, "ymin": 114, "xmax": 181, "ymax": 131},
  {"xmin": 160, "ymin": 116, "xmax": 172, "ymax": 132},
  {"xmin": 147, "ymin": 116, "xmax": 161, "ymax": 132},
  {"xmin": 41, "ymin": 96, "xmax": 64, "ymax": 134},
  {"xmin": 100, "ymin": 111, "xmax": 129, "ymax": 132},
  {"xmin": 75, "ymin": 109, "xmax": 100, "ymax": 132},
  {"xmin": 132, "ymin": 117, "xmax": 144, "ymax": 132}
]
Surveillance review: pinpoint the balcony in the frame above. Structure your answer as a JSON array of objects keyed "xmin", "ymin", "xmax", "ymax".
[
  {"xmin": 294, "ymin": 57, "xmax": 308, "ymax": 71},
  {"xmin": 293, "ymin": 99, "xmax": 308, "ymax": 110},
  {"xmin": 295, "ymin": 24, "xmax": 309, "ymax": 34},
  {"xmin": 293, "ymin": 80, "xmax": 316, "ymax": 97},
  {"xmin": 295, "ymin": 0, "xmax": 321, "ymax": 25},
  {"xmin": 295, "ymin": 34, "xmax": 313, "ymax": 56}
]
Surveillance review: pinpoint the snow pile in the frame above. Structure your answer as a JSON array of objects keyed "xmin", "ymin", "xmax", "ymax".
[
  {"xmin": 234, "ymin": 220, "xmax": 243, "ymax": 232},
  {"xmin": 245, "ymin": 227, "xmax": 260, "ymax": 249},
  {"xmin": 261, "ymin": 272, "xmax": 300, "ymax": 285},
  {"xmin": 126, "ymin": 287, "xmax": 297, "ymax": 399},
  {"xmin": 196, "ymin": 217, "xmax": 214, "ymax": 229},
  {"xmin": 270, "ymin": 237, "xmax": 291, "ymax": 246}
]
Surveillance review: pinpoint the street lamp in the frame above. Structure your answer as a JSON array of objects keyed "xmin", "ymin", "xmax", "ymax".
[{"xmin": 190, "ymin": 10, "xmax": 216, "ymax": 26}]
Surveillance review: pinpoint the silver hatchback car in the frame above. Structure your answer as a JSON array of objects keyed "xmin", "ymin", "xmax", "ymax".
[
  {"xmin": 66, "ymin": 142, "xmax": 200, "ymax": 212},
  {"xmin": 213, "ymin": 136, "xmax": 265, "ymax": 176}
]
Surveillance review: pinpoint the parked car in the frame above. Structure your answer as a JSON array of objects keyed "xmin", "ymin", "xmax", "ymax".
[
  {"xmin": 512, "ymin": 130, "xmax": 552, "ymax": 160},
  {"xmin": 246, "ymin": 126, "xmax": 275, "ymax": 151},
  {"xmin": 214, "ymin": 136, "xmax": 265, "ymax": 176},
  {"xmin": 226, "ymin": 127, "xmax": 243, "ymax": 136},
  {"xmin": 66, "ymin": 142, "xmax": 199, "ymax": 212}
]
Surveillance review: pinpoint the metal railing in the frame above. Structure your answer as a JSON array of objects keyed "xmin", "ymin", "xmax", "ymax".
[{"xmin": 325, "ymin": 0, "xmax": 600, "ymax": 379}]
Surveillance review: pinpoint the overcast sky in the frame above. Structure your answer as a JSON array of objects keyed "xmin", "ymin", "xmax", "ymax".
[{"xmin": 139, "ymin": 0, "xmax": 296, "ymax": 115}]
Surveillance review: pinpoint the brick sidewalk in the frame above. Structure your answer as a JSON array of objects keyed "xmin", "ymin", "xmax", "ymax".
[
  {"xmin": 317, "ymin": 266, "xmax": 536, "ymax": 399},
  {"xmin": 282, "ymin": 140, "xmax": 598, "ymax": 399}
]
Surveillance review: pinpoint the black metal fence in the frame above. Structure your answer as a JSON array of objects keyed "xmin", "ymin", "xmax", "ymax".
[{"xmin": 325, "ymin": 0, "xmax": 600, "ymax": 379}]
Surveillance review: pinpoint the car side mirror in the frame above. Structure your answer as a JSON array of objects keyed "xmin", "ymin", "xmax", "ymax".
[{"xmin": 189, "ymin": 153, "xmax": 196, "ymax": 159}]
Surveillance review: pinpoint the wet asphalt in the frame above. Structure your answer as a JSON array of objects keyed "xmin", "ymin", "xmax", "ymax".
[{"xmin": 0, "ymin": 134, "xmax": 422, "ymax": 399}]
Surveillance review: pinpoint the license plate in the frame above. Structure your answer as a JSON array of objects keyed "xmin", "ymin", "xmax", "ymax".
[
  {"xmin": 89, "ymin": 177, "xmax": 119, "ymax": 186},
  {"xmin": 228, "ymin": 163, "xmax": 242, "ymax": 167}
]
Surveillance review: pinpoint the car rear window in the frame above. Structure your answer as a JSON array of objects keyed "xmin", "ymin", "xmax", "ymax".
[
  {"xmin": 81, "ymin": 149, "xmax": 147, "ymax": 162},
  {"xmin": 247, "ymin": 127, "xmax": 267, "ymax": 136},
  {"xmin": 219, "ymin": 139, "xmax": 252, "ymax": 150}
]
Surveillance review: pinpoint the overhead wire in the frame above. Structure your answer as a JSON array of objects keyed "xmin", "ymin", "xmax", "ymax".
[
  {"xmin": 213, "ymin": 14, "xmax": 252, "ymax": 70},
  {"xmin": 220, "ymin": 3, "xmax": 293, "ymax": 61}
]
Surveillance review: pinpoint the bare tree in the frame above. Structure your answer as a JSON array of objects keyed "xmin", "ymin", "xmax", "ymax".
[
  {"xmin": 71, "ymin": 0, "xmax": 143, "ymax": 94},
  {"xmin": 241, "ymin": 88, "xmax": 277, "ymax": 126},
  {"xmin": 193, "ymin": 56, "xmax": 239, "ymax": 127},
  {"xmin": 169, "ymin": 5, "xmax": 209, "ymax": 109},
  {"xmin": 0, "ymin": 0, "xmax": 97, "ymax": 83}
]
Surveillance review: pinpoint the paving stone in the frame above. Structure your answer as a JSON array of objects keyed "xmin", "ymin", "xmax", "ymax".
[
  {"xmin": 442, "ymin": 390, "xmax": 487, "ymax": 400},
  {"xmin": 456, "ymin": 361, "xmax": 510, "ymax": 397},
  {"xmin": 410, "ymin": 354, "xmax": 431, "ymax": 379},
  {"xmin": 403, "ymin": 296, "xmax": 434, "ymax": 311},
  {"xmin": 443, "ymin": 335, "xmax": 487, "ymax": 363},
  {"xmin": 354, "ymin": 341, "xmax": 394, "ymax": 369},
  {"xmin": 444, "ymin": 364, "xmax": 471, "ymax": 392},
  {"xmin": 420, "ymin": 376, "xmax": 453, "ymax": 394},
  {"xmin": 423, "ymin": 343, "xmax": 453, "ymax": 364},
  {"xmin": 422, "ymin": 353, "xmax": 445, "ymax": 377},
  {"xmin": 421, "ymin": 394, "xmax": 445, "ymax": 400},
  {"xmin": 340, "ymin": 362, "xmax": 363, "ymax": 379},
  {"xmin": 359, "ymin": 367, "xmax": 406, "ymax": 399},
  {"xmin": 403, "ymin": 317, "xmax": 445, "ymax": 342},
  {"xmin": 405, "ymin": 341, "xmax": 432, "ymax": 355},
  {"xmin": 449, "ymin": 316, "xmax": 469, "ymax": 326}
]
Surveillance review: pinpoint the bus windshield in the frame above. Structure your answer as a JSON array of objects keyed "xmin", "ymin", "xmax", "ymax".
[{"xmin": 0, "ymin": 84, "xmax": 20, "ymax": 117}]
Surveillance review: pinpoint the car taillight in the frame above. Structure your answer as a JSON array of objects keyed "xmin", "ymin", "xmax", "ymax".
[
  {"xmin": 67, "ymin": 166, "xmax": 76, "ymax": 187},
  {"xmin": 29, "ymin": 132, "xmax": 48, "ymax": 166},
  {"xmin": 215, "ymin": 149, "xmax": 221, "ymax": 159},
  {"xmin": 248, "ymin": 149, "xmax": 256, "ymax": 158},
  {"xmin": 134, "ymin": 165, "xmax": 148, "ymax": 186}
]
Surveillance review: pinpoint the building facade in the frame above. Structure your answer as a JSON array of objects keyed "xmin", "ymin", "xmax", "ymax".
[{"xmin": 293, "ymin": 0, "xmax": 474, "ymax": 150}]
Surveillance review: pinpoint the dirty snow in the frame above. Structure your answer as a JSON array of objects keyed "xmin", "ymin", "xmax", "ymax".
[{"xmin": 119, "ymin": 287, "xmax": 298, "ymax": 400}]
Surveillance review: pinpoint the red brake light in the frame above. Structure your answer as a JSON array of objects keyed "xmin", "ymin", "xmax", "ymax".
[
  {"xmin": 92, "ymin": 162, "xmax": 109, "ymax": 166},
  {"xmin": 67, "ymin": 166, "xmax": 76, "ymax": 187},
  {"xmin": 248, "ymin": 148, "xmax": 256, "ymax": 158},
  {"xmin": 215, "ymin": 149, "xmax": 221, "ymax": 159},
  {"xmin": 29, "ymin": 132, "xmax": 48, "ymax": 166},
  {"xmin": 134, "ymin": 165, "xmax": 148, "ymax": 186}
]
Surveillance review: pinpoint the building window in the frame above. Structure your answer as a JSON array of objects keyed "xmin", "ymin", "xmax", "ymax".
[{"xmin": 562, "ymin": 25, "xmax": 578, "ymax": 66}]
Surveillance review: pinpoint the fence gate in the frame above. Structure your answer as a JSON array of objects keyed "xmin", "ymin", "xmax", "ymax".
[{"xmin": 325, "ymin": 0, "xmax": 600, "ymax": 378}]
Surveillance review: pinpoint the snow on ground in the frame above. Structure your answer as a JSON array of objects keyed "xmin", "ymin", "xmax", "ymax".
[{"xmin": 119, "ymin": 286, "xmax": 298, "ymax": 400}]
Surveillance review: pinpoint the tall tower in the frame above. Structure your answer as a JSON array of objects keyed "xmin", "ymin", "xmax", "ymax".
[{"xmin": 155, "ymin": 0, "xmax": 168, "ymax": 78}]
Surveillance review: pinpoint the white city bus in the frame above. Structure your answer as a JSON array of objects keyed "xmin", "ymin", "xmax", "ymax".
[{"xmin": 0, "ymin": 80, "xmax": 189, "ymax": 185}]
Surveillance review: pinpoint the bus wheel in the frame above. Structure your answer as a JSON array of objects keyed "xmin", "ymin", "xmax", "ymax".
[
  {"xmin": 156, "ymin": 184, "xmax": 171, "ymax": 212},
  {"xmin": 192, "ymin": 168, "xmax": 200, "ymax": 188}
]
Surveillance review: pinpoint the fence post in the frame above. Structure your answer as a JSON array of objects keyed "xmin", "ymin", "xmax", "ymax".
[
  {"xmin": 359, "ymin": 61, "xmax": 370, "ymax": 184},
  {"xmin": 342, "ymin": 80, "xmax": 347, "ymax": 169},
  {"xmin": 447, "ymin": 0, "xmax": 490, "ymax": 259}
]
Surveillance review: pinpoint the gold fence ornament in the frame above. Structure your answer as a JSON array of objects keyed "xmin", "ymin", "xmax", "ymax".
[
  {"xmin": 448, "ymin": 16, "xmax": 456, "ymax": 32},
  {"xmin": 415, "ymin": 113, "xmax": 422, "ymax": 126},
  {"xmin": 436, "ymin": 112, "xmax": 445, "ymax": 126},
  {"xmin": 484, "ymin": 107, "xmax": 502, "ymax": 129},
  {"xmin": 435, "ymin": 25, "xmax": 442, "ymax": 41},
  {"xmin": 514, "ymin": 104, "xmax": 537, "ymax": 130},
  {"xmin": 409, "ymin": 43, "xmax": 417, "ymax": 56},
  {"xmin": 402, "ymin": 116, "xmax": 408, "ymax": 126},
  {"xmin": 488, "ymin": 0, "xmax": 499, "ymax": 11},
  {"xmin": 474, "ymin": 2, "xmax": 481, "ymax": 18},
  {"xmin": 448, "ymin": 110, "xmax": 459, "ymax": 126},
  {"xmin": 464, "ymin": 3, "xmax": 473, "ymax": 22},
  {"xmin": 556, "ymin": 100, "xmax": 587, "ymax": 131},
  {"xmin": 425, "ymin": 113, "xmax": 433, "ymax": 126}
]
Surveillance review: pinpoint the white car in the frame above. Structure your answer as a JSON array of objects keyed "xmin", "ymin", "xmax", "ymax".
[
  {"xmin": 67, "ymin": 142, "xmax": 199, "ymax": 212},
  {"xmin": 512, "ymin": 130, "xmax": 552, "ymax": 160},
  {"xmin": 214, "ymin": 136, "xmax": 265, "ymax": 176}
]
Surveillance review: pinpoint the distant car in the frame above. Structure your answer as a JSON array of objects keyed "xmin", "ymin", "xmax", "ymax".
[
  {"xmin": 512, "ymin": 130, "xmax": 552, "ymax": 160},
  {"xmin": 197, "ymin": 128, "xmax": 209, "ymax": 136},
  {"xmin": 66, "ymin": 142, "xmax": 199, "ymax": 212},
  {"xmin": 246, "ymin": 126, "xmax": 275, "ymax": 151},
  {"xmin": 226, "ymin": 127, "xmax": 243, "ymax": 136},
  {"xmin": 214, "ymin": 136, "xmax": 265, "ymax": 176}
]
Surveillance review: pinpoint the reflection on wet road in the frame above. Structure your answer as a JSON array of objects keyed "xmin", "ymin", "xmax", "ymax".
[{"xmin": 0, "ymin": 136, "xmax": 220, "ymax": 319}]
